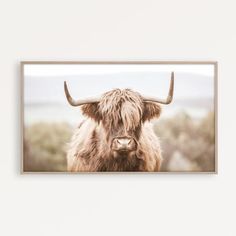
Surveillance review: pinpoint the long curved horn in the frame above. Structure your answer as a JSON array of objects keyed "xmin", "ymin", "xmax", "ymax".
[
  {"xmin": 143, "ymin": 72, "xmax": 174, "ymax": 104},
  {"xmin": 64, "ymin": 81, "xmax": 100, "ymax": 106}
]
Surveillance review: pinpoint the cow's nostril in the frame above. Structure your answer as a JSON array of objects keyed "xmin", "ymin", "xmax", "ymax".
[{"xmin": 116, "ymin": 139, "xmax": 121, "ymax": 144}]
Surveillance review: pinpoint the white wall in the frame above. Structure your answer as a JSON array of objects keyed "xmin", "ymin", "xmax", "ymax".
[{"xmin": 0, "ymin": 0, "xmax": 235, "ymax": 235}]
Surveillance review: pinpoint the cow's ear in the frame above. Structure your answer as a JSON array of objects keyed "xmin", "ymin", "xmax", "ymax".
[
  {"xmin": 142, "ymin": 102, "xmax": 161, "ymax": 122},
  {"xmin": 81, "ymin": 103, "xmax": 101, "ymax": 122}
]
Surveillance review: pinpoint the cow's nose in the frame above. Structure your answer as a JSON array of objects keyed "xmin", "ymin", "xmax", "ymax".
[{"xmin": 112, "ymin": 137, "xmax": 136, "ymax": 151}]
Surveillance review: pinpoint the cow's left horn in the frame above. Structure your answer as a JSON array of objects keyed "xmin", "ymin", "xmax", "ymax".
[
  {"xmin": 142, "ymin": 72, "xmax": 174, "ymax": 104},
  {"xmin": 64, "ymin": 81, "xmax": 100, "ymax": 106}
]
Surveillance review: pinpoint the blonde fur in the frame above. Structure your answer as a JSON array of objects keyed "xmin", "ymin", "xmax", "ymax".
[{"xmin": 67, "ymin": 89, "xmax": 163, "ymax": 172}]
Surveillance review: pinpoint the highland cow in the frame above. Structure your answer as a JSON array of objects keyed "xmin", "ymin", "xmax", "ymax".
[{"xmin": 64, "ymin": 72, "xmax": 174, "ymax": 172}]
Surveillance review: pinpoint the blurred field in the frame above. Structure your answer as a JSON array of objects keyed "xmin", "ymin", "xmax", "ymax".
[
  {"xmin": 24, "ymin": 122, "xmax": 72, "ymax": 172},
  {"xmin": 155, "ymin": 111, "xmax": 215, "ymax": 172},
  {"xmin": 24, "ymin": 111, "xmax": 215, "ymax": 172}
]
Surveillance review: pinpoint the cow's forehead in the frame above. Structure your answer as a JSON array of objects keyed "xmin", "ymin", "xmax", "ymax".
[
  {"xmin": 100, "ymin": 89, "xmax": 143, "ymax": 106},
  {"xmin": 99, "ymin": 89, "xmax": 143, "ymax": 130}
]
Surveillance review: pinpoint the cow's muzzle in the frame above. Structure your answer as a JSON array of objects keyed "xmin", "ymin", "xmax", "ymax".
[{"xmin": 111, "ymin": 136, "xmax": 137, "ymax": 153}]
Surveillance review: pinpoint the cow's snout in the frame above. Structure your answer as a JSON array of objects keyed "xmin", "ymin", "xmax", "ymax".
[{"xmin": 112, "ymin": 137, "xmax": 137, "ymax": 152}]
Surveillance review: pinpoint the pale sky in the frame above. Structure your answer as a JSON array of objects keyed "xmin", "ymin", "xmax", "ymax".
[
  {"xmin": 24, "ymin": 63, "xmax": 215, "ymax": 104},
  {"xmin": 24, "ymin": 64, "xmax": 214, "ymax": 77}
]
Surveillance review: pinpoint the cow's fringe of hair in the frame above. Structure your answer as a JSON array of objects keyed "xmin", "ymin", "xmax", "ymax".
[{"xmin": 99, "ymin": 89, "xmax": 143, "ymax": 130}]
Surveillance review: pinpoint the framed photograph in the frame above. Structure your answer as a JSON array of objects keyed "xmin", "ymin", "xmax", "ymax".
[{"xmin": 21, "ymin": 61, "xmax": 217, "ymax": 173}]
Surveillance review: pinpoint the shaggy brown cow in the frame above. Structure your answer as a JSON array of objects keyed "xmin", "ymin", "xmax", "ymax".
[{"xmin": 64, "ymin": 72, "xmax": 174, "ymax": 172}]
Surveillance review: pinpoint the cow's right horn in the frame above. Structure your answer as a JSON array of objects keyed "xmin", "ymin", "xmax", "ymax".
[
  {"xmin": 64, "ymin": 81, "xmax": 100, "ymax": 106},
  {"xmin": 142, "ymin": 72, "xmax": 174, "ymax": 105}
]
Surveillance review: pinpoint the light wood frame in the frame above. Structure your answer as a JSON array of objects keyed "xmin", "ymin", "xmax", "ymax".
[{"xmin": 21, "ymin": 61, "xmax": 218, "ymax": 174}]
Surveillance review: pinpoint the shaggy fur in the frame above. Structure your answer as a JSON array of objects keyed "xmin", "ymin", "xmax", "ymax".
[{"xmin": 67, "ymin": 89, "xmax": 163, "ymax": 172}]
